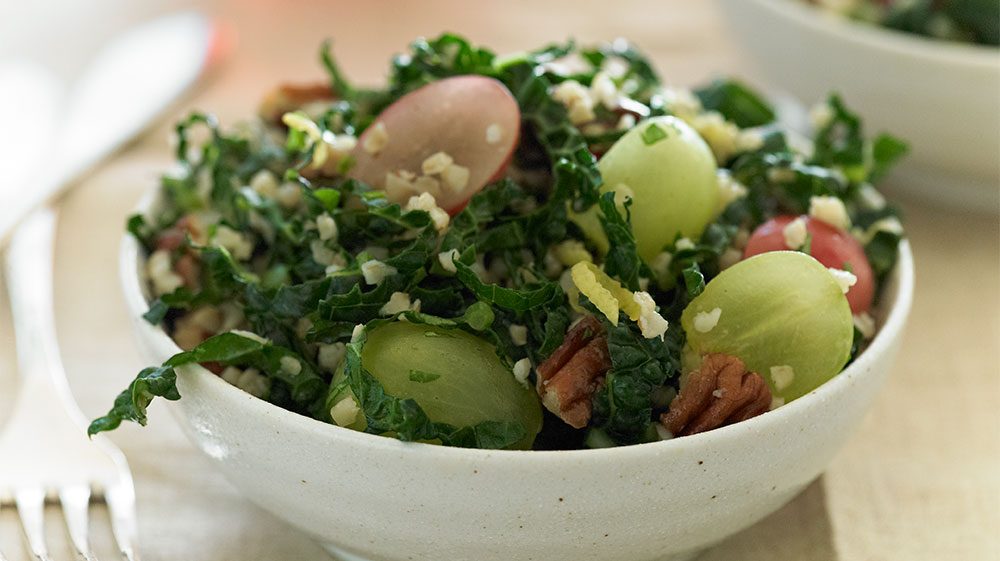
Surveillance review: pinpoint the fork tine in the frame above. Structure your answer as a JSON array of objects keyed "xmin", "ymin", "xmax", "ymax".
[
  {"xmin": 105, "ymin": 481, "xmax": 139, "ymax": 561},
  {"xmin": 14, "ymin": 487, "xmax": 53, "ymax": 561},
  {"xmin": 59, "ymin": 484, "xmax": 96, "ymax": 561}
]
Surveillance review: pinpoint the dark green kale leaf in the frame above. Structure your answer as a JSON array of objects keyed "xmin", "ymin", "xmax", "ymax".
[
  {"xmin": 870, "ymin": 133, "xmax": 909, "ymax": 182},
  {"xmin": 597, "ymin": 192, "xmax": 647, "ymax": 291},
  {"xmin": 589, "ymin": 314, "xmax": 681, "ymax": 445},
  {"xmin": 501, "ymin": 59, "xmax": 603, "ymax": 210},
  {"xmin": 694, "ymin": 78, "xmax": 776, "ymax": 128},
  {"xmin": 946, "ymin": 0, "xmax": 999, "ymax": 45},
  {"xmin": 87, "ymin": 366, "xmax": 179, "ymax": 436},
  {"xmin": 579, "ymin": 39, "xmax": 662, "ymax": 102},
  {"xmin": 453, "ymin": 257, "xmax": 558, "ymax": 312},
  {"xmin": 865, "ymin": 229, "xmax": 904, "ymax": 282},
  {"xmin": 810, "ymin": 94, "xmax": 908, "ymax": 184},
  {"xmin": 126, "ymin": 214, "xmax": 155, "ymax": 251},
  {"xmin": 388, "ymin": 33, "xmax": 498, "ymax": 98},
  {"xmin": 89, "ymin": 332, "xmax": 325, "ymax": 436}
]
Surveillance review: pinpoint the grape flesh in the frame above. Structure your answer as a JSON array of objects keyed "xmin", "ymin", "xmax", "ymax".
[
  {"xmin": 577, "ymin": 116, "xmax": 719, "ymax": 261},
  {"xmin": 681, "ymin": 251, "xmax": 854, "ymax": 402},
  {"xmin": 357, "ymin": 322, "xmax": 543, "ymax": 449}
]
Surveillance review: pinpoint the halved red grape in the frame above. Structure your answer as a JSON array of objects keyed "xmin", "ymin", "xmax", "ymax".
[
  {"xmin": 744, "ymin": 215, "xmax": 874, "ymax": 313},
  {"xmin": 349, "ymin": 76, "xmax": 520, "ymax": 214}
]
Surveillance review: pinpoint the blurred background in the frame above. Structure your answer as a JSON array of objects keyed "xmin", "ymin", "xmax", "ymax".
[{"xmin": 0, "ymin": 0, "xmax": 997, "ymax": 560}]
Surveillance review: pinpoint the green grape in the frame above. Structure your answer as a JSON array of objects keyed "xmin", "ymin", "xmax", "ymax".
[
  {"xmin": 573, "ymin": 116, "xmax": 719, "ymax": 260},
  {"xmin": 681, "ymin": 251, "xmax": 854, "ymax": 402},
  {"xmin": 332, "ymin": 322, "xmax": 543, "ymax": 449}
]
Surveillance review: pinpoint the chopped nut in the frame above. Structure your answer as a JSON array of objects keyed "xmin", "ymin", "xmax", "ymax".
[
  {"xmin": 633, "ymin": 291, "xmax": 669, "ymax": 340},
  {"xmin": 330, "ymin": 395, "xmax": 361, "ymax": 426},
  {"xmin": 279, "ymin": 356, "xmax": 302, "ymax": 376},
  {"xmin": 660, "ymin": 354, "xmax": 772, "ymax": 437},
  {"xmin": 853, "ymin": 312, "xmax": 876, "ymax": 340},
  {"xmin": 674, "ymin": 237, "xmax": 695, "ymax": 251},
  {"xmin": 385, "ymin": 171, "xmax": 419, "ymax": 202},
  {"xmin": 809, "ymin": 195, "xmax": 851, "ymax": 231},
  {"xmin": 412, "ymin": 175, "xmax": 442, "ymax": 198},
  {"xmin": 441, "ymin": 163, "xmax": 470, "ymax": 193},
  {"xmin": 360, "ymin": 259, "xmax": 397, "ymax": 285},
  {"xmin": 769, "ymin": 365, "xmax": 795, "ymax": 391},
  {"xmin": 276, "ymin": 182, "xmax": 303, "ymax": 209},
  {"xmin": 512, "ymin": 358, "xmax": 532, "ymax": 388},
  {"xmin": 536, "ymin": 316, "xmax": 612, "ymax": 428},
  {"xmin": 379, "ymin": 291, "xmax": 420, "ymax": 316},
  {"xmin": 552, "ymin": 240, "xmax": 593, "ymax": 267},
  {"xmin": 147, "ymin": 249, "xmax": 184, "ymax": 296},
  {"xmin": 551, "ymin": 80, "xmax": 596, "ymax": 125},
  {"xmin": 316, "ymin": 213, "xmax": 338, "ymax": 242},
  {"xmin": 828, "ymin": 267, "xmax": 858, "ymax": 294},
  {"xmin": 362, "ymin": 122, "xmax": 389, "ymax": 155},
  {"xmin": 716, "ymin": 170, "xmax": 748, "ymax": 211},
  {"xmin": 783, "ymin": 217, "xmax": 809, "ymax": 250},
  {"xmin": 718, "ymin": 247, "xmax": 742, "ymax": 270},
  {"xmin": 317, "ymin": 342, "xmax": 347, "ymax": 372},
  {"xmin": 485, "ymin": 123, "xmax": 502, "ymax": 144},
  {"xmin": 437, "ymin": 249, "xmax": 459, "ymax": 273},
  {"xmin": 692, "ymin": 307, "xmax": 722, "ymax": 333},
  {"xmin": 249, "ymin": 169, "xmax": 279, "ymax": 198},
  {"xmin": 509, "ymin": 324, "xmax": 529, "ymax": 346},
  {"xmin": 421, "ymin": 151, "xmax": 454, "ymax": 175}
]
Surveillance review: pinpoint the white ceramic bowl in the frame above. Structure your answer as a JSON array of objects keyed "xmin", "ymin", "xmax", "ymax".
[
  {"xmin": 717, "ymin": 0, "xmax": 1000, "ymax": 212},
  {"xmin": 120, "ymin": 228, "xmax": 913, "ymax": 561}
]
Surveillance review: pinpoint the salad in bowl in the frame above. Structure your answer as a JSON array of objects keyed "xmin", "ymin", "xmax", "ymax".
[
  {"xmin": 92, "ymin": 34, "xmax": 907, "ymax": 453},
  {"xmin": 804, "ymin": 0, "xmax": 998, "ymax": 46}
]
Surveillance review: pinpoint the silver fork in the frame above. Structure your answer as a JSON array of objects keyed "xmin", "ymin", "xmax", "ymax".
[{"xmin": 0, "ymin": 209, "xmax": 139, "ymax": 561}]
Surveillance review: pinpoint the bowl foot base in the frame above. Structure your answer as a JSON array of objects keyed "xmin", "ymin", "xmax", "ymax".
[{"xmin": 322, "ymin": 543, "xmax": 701, "ymax": 561}]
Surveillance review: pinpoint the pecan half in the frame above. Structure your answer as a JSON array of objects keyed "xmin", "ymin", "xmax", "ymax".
[
  {"xmin": 536, "ymin": 316, "xmax": 612, "ymax": 429},
  {"xmin": 155, "ymin": 214, "xmax": 204, "ymax": 252},
  {"xmin": 660, "ymin": 354, "xmax": 772, "ymax": 437},
  {"xmin": 259, "ymin": 82, "xmax": 336, "ymax": 124}
]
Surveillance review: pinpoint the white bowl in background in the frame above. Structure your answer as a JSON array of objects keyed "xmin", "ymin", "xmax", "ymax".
[
  {"xmin": 120, "ymin": 225, "xmax": 913, "ymax": 561},
  {"xmin": 717, "ymin": 0, "xmax": 1000, "ymax": 212}
]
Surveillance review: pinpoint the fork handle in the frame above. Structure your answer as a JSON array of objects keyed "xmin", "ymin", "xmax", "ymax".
[{"xmin": 4, "ymin": 208, "xmax": 63, "ymax": 386}]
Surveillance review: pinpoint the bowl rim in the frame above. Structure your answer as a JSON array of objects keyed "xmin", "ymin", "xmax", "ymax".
[
  {"xmin": 119, "ymin": 193, "xmax": 914, "ymax": 463},
  {"xmin": 740, "ymin": 0, "xmax": 999, "ymax": 69}
]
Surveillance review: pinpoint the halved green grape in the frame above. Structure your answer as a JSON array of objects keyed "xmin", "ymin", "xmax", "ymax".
[
  {"xmin": 680, "ymin": 251, "xmax": 854, "ymax": 402},
  {"xmin": 573, "ymin": 116, "xmax": 719, "ymax": 261},
  {"xmin": 331, "ymin": 322, "xmax": 543, "ymax": 449}
]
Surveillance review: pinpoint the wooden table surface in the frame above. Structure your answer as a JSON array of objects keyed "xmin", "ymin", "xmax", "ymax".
[{"xmin": 0, "ymin": 1, "xmax": 997, "ymax": 560}]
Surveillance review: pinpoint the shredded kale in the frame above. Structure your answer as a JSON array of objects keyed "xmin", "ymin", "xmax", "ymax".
[
  {"xmin": 694, "ymin": 78, "xmax": 776, "ymax": 128},
  {"xmin": 597, "ymin": 193, "xmax": 646, "ymax": 291},
  {"xmin": 589, "ymin": 313, "xmax": 681, "ymax": 444},
  {"xmin": 89, "ymin": 332, "xmax": 325, "ymax": 436}
]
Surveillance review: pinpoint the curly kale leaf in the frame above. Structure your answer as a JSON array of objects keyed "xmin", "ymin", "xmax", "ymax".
[
  {"xmin": 388, "ymin": 33, "xmax": 498, "ymax": 97},
  {"xmin": 87, "ymin": 366, "xmax": 180, "ymax": 436},
  {"xmin": 589, "ymin": 314, "xmax": 681, "ymax": 445},
  {"xmin": 810, "ymin": 94, "xmax": 908, "ymax": 184},
  {"xmin": 453, "ymin": 257, "xmax": 558, "ymax": 312},
  {"xmin": 502, "ymin": 59, "xmax": 603, "ymax": 209},
  {"xmin": 694, "ymin": 78, "xmax": 776, "ymax": 128},
  {"xmin": 89, "ymin": 332, "xmax": 325, "ymax": 436},
  {"xmin": 597, "ymin": 192, "xmax": 647, "ymax": 291}
]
